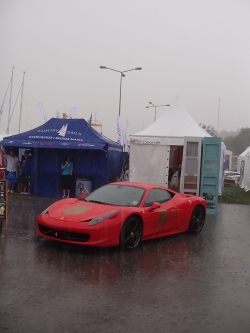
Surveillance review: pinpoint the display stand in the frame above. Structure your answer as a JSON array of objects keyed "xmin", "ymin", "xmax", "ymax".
[
  {"xmin": 0, "ymin": 179, "xmax": 8, "ymax": 235},
  {"xmin": 180, "ymin": 137, "xmax": 202, "ymax": 196}
]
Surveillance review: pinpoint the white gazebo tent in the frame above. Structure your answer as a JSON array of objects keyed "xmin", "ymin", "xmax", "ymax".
[
  {"xmin": 237, "ymin": 146, "xmax": 250, "ymax": 173},
  {"xmin": 241, "ymin": 152, "xmax": 250, "ymax": 192},
  {"xmin": 129, "ymin": 96, "xmax": 211, "ymax": 191}
]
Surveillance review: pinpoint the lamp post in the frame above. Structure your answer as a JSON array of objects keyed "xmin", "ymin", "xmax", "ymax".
[
  {"xmin": 100, "ymin": 66, "xmax": 142, "ymax": 117},
  {"xmin": 146, "ymin": 102, "xmax": 170, "ymax": 122}
]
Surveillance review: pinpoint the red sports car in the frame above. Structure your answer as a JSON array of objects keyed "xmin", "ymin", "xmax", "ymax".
[{"xmin": 37, "ymin": 182, "xmax": 206, "ymax": 250}]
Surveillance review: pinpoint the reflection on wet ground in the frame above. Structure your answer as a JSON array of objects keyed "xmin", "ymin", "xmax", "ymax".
[{"xmin": 0, "ymin": 195, "xmax": 250, "ymax": 333}]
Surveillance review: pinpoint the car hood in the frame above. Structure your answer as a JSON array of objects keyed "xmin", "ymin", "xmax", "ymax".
[{"xmin": 47, "ymin": 198, "xmax": 120, "ymax": 222}]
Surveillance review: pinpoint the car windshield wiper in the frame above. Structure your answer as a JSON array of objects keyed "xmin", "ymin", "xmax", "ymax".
[{"xmin": 87, "ymin": 200, "xmax": 105, "ymax": 204}]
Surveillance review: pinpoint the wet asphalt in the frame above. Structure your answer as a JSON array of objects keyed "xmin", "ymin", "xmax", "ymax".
[{"xmin": 0, "ymin": 194, "xmax": 250, "ymax": 333}]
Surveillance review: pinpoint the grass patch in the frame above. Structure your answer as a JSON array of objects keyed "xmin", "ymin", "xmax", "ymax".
[{"xmin": 219, "ymin": 185, "xmax": 250, "ymax": 204}]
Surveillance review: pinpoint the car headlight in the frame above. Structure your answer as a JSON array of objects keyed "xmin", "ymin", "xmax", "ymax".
[
  {"xmin": 40, "ymin": 203, "xmax": 56, "ymax": 216},
  {"xmin": 88, "ymin": 210, "xmax": 119, "ymax": 226},
  {"xmin": 40, "ymin": 207, "xmax": 50, "ymax": 216}
]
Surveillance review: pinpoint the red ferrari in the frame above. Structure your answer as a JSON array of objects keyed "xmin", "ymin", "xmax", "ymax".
[{"xmin": 37, "ymin": 182, "xmax": 206, "ymax": 250}]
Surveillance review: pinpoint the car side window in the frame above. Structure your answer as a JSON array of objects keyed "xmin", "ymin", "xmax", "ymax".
[{"xmin": 144, "ymin": 189, "xmax": 172, "ymax": 207}]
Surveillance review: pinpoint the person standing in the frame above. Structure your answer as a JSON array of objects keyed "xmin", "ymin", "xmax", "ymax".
[
  {"xmin": 119, "ymin": 163, "xmax": 129, "ymax": 182},
  {"xmin": 21, "ymin": 150, "xmax": 32, "ymax": 194},
  {"xmin": 16, "ymin": 161, "xmax": 23, "ymax": 193},
  {"xmin": 169, "ymin": 163, "xmax": 179, "ymax": 192},
  {"xmin": 4, "ymin": 149, "xmax": 19, "ymax": 193},
  {"xmin": 61, "ymin": 156, "xmax": 73, "ymax": 198}
]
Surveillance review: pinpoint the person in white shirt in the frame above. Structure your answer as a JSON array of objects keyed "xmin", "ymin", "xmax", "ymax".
[
  {"xmin": 119, "ymin": 163, "xmax": 129, "ymax": 182},
  {"xmin": 4, "ymin": 149, "xmax": 19, "ymax": 193},
  {"xmin": 169, "ymin": 163, "xmax": 179, "ymax": 192}
]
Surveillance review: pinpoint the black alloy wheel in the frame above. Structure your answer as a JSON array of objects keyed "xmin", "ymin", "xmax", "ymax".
[
  {"xmin": 189, "ymin": 205, "xmax": 205, "ymax": 234},
  {"xmin": 120, "ymin": 216, "xmax": 142, "ymax": 250}
]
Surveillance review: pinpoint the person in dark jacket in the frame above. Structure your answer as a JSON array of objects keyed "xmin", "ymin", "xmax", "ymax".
[{"xmin": 21, "ymin": 150, "xmax": 32, "ymax": 194}]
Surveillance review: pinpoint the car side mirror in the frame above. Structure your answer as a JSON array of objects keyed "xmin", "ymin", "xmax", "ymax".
[{"xmin": 149, "ymin": 201, "xmax": 161, "ymax": 210}]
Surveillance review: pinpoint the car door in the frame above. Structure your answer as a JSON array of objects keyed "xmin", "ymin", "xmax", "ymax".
[{"xmin": 142, "ymin": 188, "xmax": 182, "ymax": 240}]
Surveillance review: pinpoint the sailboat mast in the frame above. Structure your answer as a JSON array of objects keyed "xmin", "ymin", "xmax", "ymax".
[
  {"xmin": 7, "ymin": 66, "xmax": 14, "ymax": 134},
  {"xmin": 18, "ymin": 71, "xmax": 26, "ymax": 133}
]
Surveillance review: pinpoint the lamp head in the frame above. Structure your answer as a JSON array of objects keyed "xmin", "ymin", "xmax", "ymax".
[
  {"xmin": 100, "ymin": 66, "xmax": 107, "ymax": 69},
  {"xmin": 135, "ymin": 67, "xmax": 142, "ymax": 70}
]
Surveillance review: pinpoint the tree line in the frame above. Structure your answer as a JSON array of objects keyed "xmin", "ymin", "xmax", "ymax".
[{"xmin": 200, "ymin": 124, "xmax": 250, "ymax": 155}]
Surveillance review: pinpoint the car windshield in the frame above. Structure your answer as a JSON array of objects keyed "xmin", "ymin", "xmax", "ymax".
[{"xmin": 83, "ymin": 184, "xmax": 146, "ymax": 207}]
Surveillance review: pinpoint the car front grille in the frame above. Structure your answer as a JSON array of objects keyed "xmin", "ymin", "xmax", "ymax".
[{"xmin": 38, "ymin": 224, "xmax": 90, "ymax": 242}]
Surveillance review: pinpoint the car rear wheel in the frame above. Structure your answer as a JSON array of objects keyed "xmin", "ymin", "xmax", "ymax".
[
  {"xmin": 189, "ymin": 205, "xmax": 205, "ymax": 234},
  {"xmin": 120, "ymin": 216, "xmax": 142, "ymax": 251}
]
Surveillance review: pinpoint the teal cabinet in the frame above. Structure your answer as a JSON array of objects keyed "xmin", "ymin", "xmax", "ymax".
[{"xmin": 200, "ymin": 137, "xmax": 221, "ymax": 215}]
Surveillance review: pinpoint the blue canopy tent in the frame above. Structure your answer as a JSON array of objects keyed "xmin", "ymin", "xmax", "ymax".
[{"xmin": 0, "ymin": 118, "xmax": 123, "ymax": 197}]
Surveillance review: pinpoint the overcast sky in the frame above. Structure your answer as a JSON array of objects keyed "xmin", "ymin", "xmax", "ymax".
[{"xmin": 1, "ymin": 0, "xmax": 250, "ymax": 141}]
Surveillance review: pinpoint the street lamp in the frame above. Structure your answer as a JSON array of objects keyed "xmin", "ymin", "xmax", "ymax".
[
  {"xmin": 146, "ymin": 102, "xmax": 170, "ymax": 122},
  {"xmin": 100, "ymin": 66, "xmax": 142, "ymax": 116}
]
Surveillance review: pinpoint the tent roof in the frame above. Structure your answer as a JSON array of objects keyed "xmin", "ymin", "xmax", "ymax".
[
  {"xmin": 132, "ymin": 96, "xmax": 211, "ymax": 139},
  {"xmin": 239, "ymin": 146, "xmax": 250, "ymax": 157},
  {"xmin": 0, "ymin": 118, "xmax": 122, "ymax": 150}
]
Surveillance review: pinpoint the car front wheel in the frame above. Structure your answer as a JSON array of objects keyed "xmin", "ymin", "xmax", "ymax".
[
  {"xmin": 120, "ymin": 216, "xmax": 142, "ymax": 251},
  {"xmin": 189, "ymin": 205, "xmax": 205, "ymax": 234}
]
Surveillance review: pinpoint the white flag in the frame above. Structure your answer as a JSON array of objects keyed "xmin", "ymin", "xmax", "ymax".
[
  {"xmin": 117, "ymin": 115, "xmax": 124, "ymax": 148},
  {"xmin": 37, "ymin": 102, "xmax": 47, "ymax": 122},
  {"xmin": 55, "ymin": 109, "xmax": 62, "ymax": 118},
  {"xmin": 122, "ymin": 129, "xmax": 125, "ymax": 151},
  {"xmin": 124, "ymin": 120, "xmax": 129, "ymax": 152},
  {"xmin": 69, "ymin": 107, "xmax": 77, "ymax": 119}
]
